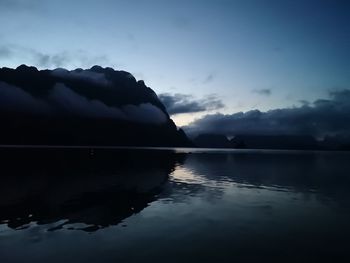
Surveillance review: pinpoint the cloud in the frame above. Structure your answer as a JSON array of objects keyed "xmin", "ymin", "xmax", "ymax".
[
  {"xmin": 122, "ymin": 103, "xmax": 168, "ymax": 124},
  {"xmin": 49, "ymin": 83, "xmax": 122, "ymax": 118},
  {"xmin": 0, "ymin": 0, "xmax": 43, "ymax": 12},
  {"xmin": 35, "ymin": 50, "xmax": 109, "ymax": 69},
  {"xmin": 203, "ymin": 73, "xmax": 215, "ymax": 84},
  {"xmin": 51, "ymin": 68, "xmax": 112, "ymax": 86},
  {"xmin": 35, "ymin": 51, "xmax": 71, "ymax": 68},
  {"xmin": 50, "ymin": 83, "xmax": 167, "ymax": 124},
  {"xmin": 183, "ymin": 89, "xmax": 350, "ymax": 138},
  {"xmin": 252, "ymin": 89, "xmax": 271, "ymax": 96},
  {"xmin": 159, "ymin": 93, "xmax": 224, "ymax": 115},
  {"xmin": 0, "ymin": 44, "xmax": 110, "ymax": 68},
  {"xmin": 0, "ymin": 81, "xmax": 49, "ymax": 113},
  {"xmin": 299, "ymin": 100, "xmax": 310, "ymax": 106},
  {"xmin": 0, "ymin": 81, "xmax": 167, "ymax": 125}
]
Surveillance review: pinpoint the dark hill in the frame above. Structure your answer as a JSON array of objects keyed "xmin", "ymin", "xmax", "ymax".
[
  {"xmin": 230, "ymin": 135, "xmax": 319, "ymax": 150},
  {"xmin": 0, "ymin": 65, "xmax": 192, "ymax": 147},
  {"xmin": 193, "ymin": 134, "xmax": 231, "ymax": 148},
  {"xmin": 193, "ymin": 133, "xmax": 321, "ymax": 150}
]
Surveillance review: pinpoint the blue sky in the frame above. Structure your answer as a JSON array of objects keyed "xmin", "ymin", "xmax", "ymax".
[{"xmin": 0, "ymin": 0, "xmax": 349, "ymax": 125}]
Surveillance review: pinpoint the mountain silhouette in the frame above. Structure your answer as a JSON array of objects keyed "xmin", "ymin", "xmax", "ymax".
[
  {"xmin": 0, "ymin": 65, "xmax": 192, "ymax": 147},
  {"xmin": 193, "ymin": 133, "xmax": 350, "ymax": 150}
]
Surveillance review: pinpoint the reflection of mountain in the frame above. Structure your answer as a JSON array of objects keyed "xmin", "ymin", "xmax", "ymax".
[{"xmin": 0, "ymin": 148, "xmax": 185, "ymax": 231}]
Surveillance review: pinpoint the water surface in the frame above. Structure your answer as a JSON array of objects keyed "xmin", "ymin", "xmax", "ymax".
[{"xmin": 0, "ymin": 148, "xmax": 349, "ymax": 262}]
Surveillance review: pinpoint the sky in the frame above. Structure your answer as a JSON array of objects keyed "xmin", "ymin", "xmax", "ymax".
[{"xmin": 0, "ymin": 0, "xmax": 349, "ymax": 127}]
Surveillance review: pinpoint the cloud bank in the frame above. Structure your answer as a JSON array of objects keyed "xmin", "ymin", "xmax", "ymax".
[
  {"xmin": 51, "ymin": 68, "xmax": 112, "ymax": 86},
  {"xmin": 183, "ymin": 89, "xmax": 350, "ymax": 138},
  {"xmin": 49, "ymin": 83, "xmax": 167, "ymax": 124},
  {"xmin": 159, "ymin": 93, "xmax": 224, "ymax": 115},
  {"xmin": 0, "ymin": 81, "xmax": 49, "ymax": 113},
  {"xmin": 0, "ymin": 66, "xmax": 168, "ymax": 125}
]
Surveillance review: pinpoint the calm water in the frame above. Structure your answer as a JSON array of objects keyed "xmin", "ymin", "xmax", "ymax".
[{"xmin": 0, "ymin": 148, "xmax": 350, "ymax": 262}]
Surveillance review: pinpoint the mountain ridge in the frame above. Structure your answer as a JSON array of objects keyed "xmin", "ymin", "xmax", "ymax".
[{"xmin": 0, "ymin": 65, "xmax": 192, "ymax": 147}]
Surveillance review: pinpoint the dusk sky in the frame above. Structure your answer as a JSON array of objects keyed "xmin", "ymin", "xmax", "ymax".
[{"xmin": 0, "ymin": 0, "xmax": 349, "ymax": 126}]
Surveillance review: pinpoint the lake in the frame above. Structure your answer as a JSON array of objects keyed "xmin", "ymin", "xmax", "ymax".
[{"xmin": 0, "ymin": 148, "xmax": 350, "ymax": 262}]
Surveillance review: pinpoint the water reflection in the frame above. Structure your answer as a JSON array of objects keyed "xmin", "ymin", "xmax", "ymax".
[
  {"xmin": 165, "ymin": 151, "xmax": 350, "ymax": 208},
  {"xmin": 0, "ymin": 148, "xmax": 185, "ymax": 231},
  {"xmin": 0, "ymin": 148, "xmax": 350, "ymax": 262},
  {"xmin": 181, "ymin": 152, "xmax": 350, "ymax": 200},
  {"xmin": 1, "ymin": 149, "xmax": 350, "ymax": 229}
]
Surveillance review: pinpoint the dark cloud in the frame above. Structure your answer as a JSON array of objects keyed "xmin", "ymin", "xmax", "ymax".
[
  {"xmin": 51, "ymin": 68, "xmax": 112, "ymax": 86},
  {"xmin": 0, "ymin": 81, "xmax": 49, "ymax": 113},
  {"xmin": 159, "ymin": 93, "xmax": 224, "ymax": 115},
  {"xmin": 35, "ymin": 51, "xmax": 72, "ymax": 68},
  {"xmin": 299, "ymin": 100, "xmax": 310, "ymax": 106},
  {"xmin": 0, "ymin": 0, "xmax": 43, "ymax": 12},
  {"xmin": 0, "ymin": 44, "xmax": 110, "ymax": 68},
  {"xmin": 252, "ymin": 89, "xmax": 271, "ymax": 96},
  {"xmin": 49, "ymin": 83, "xmax": 167, "ymax": 124},
  {"xmin": 0, "ymin": 81, "xmax": 166, "ymax": 124},
  {"xmin": 36, "ymin": 50, "xmax": 109, "ymax": 68},
  {"xmin": 183, "ymin": 89, "xmax": 350, "ymax": 138},
  {"xmin": 203, "ymin": 73, "xmax": 215, "ymax": 84}
]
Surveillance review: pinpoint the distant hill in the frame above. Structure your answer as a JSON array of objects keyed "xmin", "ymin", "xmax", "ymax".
[
  {"xmin": 193, "ymin": 134, "xmax": 231, "ymax": 148},
  {"xmin": 193, "ymin": 133, "xmax": 350, "ymax": 150},
  {"xmin": 0, "ymin": 65, "xmax": 192, "ymax": 147},
  {"xmin": 230, "ymin": 135, "xmax": 319, "ymax": 150}
]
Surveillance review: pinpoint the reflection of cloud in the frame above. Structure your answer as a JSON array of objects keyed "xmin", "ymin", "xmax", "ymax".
[
  {"xmin": 169, "ymin": 150, "xmax": 350, "ymax": 205},
  {"xmin": 159, "ymin": 93, "xmax": 224, "ymax": 115},
  {"xmin": 184, "ymin": 89, "xmax": 350, "ymax": 138},
  {"xmin": 181, "ymin": 151, "xmax": 350, "ymax": 206},
  {"xmin": 166, "ymin": 165, "xmax": 225, "ymax": 203}
]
